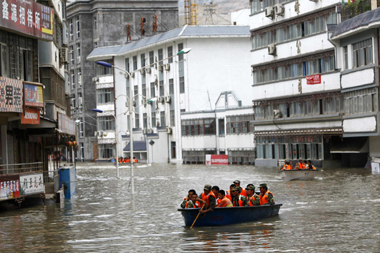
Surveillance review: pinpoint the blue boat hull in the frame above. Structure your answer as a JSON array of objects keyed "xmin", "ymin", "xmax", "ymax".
[{"xmin": 178, "ymin": 204, "xmax": 282, "ymax": 227}]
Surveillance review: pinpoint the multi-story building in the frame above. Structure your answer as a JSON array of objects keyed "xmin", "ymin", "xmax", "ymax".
[
  {"xmin": 66, "ymin": 0, "xmax": 179, "ymax": 161},
  {"xmin": 87, "ymin": 25, "xmax": 251, "ymax": 163},
  {"xmin": 249, "ymin": 0, "xmax": 342, "ymax": 167}
]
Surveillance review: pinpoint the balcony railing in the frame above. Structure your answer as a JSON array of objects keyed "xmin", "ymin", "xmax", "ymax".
[{"xmin": 341, "ymin": 0, "xmax": 380, "ymax": 21}]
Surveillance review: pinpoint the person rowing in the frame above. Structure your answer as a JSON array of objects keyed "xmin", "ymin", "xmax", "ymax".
[{"xmin": 199, "ymin": 184, "xmax": 216, "ymax": 214}]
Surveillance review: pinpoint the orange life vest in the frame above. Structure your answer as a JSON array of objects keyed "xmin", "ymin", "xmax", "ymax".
[
  {"xmin": 310, "ymin": 165, "xmax": 317, "ymax": 170},
  {"xmin": 285, "ymin": 165, "xmax": 293, "ymax": 170},
  {"xmin": 216, "ymin": 198, "xmax": 221, "ymax": 206},
  {"xmin": 201, "ymin": 192, "xmax": 216, "ymax": 208},
  {"xmin": 185, "ymin": 200, "xmax": 200, "ymax": 209},
  {"xmin": 248, "ymin": 195, "xmax": 257, "ymax": 206},
  {"xmin": 259, "ymin": 190, "xmax": 274, "ymax": 205},
  {"xmin": 233, "ymin": 195, "xmax": 245, "ymax": 207},
  {"xmin": 240, "ymin": 188, "xmax": 247, "ymax": 197},
  {"xmin": 218, "ymin": 197, "xmax": 233, "ymax": 207},
  {"xmin": 226, "ymin": 190, "xmax": 232, "ymax": 200},
  {"xmin": 296, "ymin": 163, "xmax": 305, "ymax": 169}
]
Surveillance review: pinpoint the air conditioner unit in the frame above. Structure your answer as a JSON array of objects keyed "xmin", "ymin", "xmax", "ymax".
[
  {"xmin": 265, "ymin": 7, "xmax": 274, "ymax": 19},
  {"xmin": 92, "ymin": 77, "xmax": 99, "ymax": 82},
  {"xmin": 143, "ymin": 128, "xmax": 147, "ymax": 135},
  {"xmin": 275, "ymin": 4, "xmax": 285, "ymax": 16},
  {"xmin": 146, "ymin": 67, "xmax": 151, "ymax": 74},
  {"xmin": 147, "ymin": 129, "xmax": 153, "ymax": 134},
  {"xmin": 159, "ymin": 97, "xmax": 164, "ymax": 103},
  {"xmin": 273, "ymin": 109, "xmax": 282, "ymax": 119},
  {"xmin": 164, "ymin": 64, "xmax": 170, "ymax": 71},
  {"xmin": 166, "ymin": 127, "xmax": 172, "ymax": 134},
  {"xmin": 165, "ymin": 96, "xmax": 171, "ymax": 103},
  {"xmin": 140, "ymin": 68, "xmax": 145, "ymax": 75},
  {"xmin": 268, "ymin": 44, "xmax": 276, "ymax": 56},
  {"xmin": 158, "ymin": 65, "xmax": 164, "ymax": 72}
]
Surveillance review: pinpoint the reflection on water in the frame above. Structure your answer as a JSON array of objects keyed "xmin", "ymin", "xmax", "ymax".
[{"xmin": 0, "ymin": 164, "xmax": 380, "ymax": 252}]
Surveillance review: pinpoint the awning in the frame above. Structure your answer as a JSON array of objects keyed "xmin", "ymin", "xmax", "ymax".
[
  {"xmin": 330, "ymin": 137, "xmax": 369, "ymax": 153},
  {"xmin": 123, "ymin": 141, "xmax": 147, "ymax": 152}
]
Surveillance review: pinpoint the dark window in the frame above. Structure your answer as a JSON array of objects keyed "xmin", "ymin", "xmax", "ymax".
[
  {"xmin": 160, "ymin": 111, "xmax": 166, "ymax": 127},
  {"xmin": 169, "ymin": 79, "xmax": 174, "ymax": 95},
  {"xmin": 168, "ymin": 46, "xmax": 173, "ymax": 63},
  {"xmin": 150, "ymin": 82, "xmax": 155, "ymax": 97},
  {"xmin": 178, "ymin": 43, "xmax": 184, "ymax": 61},
  {"xmin": 179, "ymin": 77, "xmax": 185, "ymax": 94},
  {"xmin": 159, "ymin": 80, "xmax": 164, "ymax": 96}
]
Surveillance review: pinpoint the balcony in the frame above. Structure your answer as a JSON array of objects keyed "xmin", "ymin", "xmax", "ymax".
[{"xmin": 341, "ymin": 0, "xmax": 380, "ymax": 21}]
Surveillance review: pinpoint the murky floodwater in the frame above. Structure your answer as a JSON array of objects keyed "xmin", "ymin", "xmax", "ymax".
[{"xmin": 1, "ymin": 163, "xmax": 380, "ymax": 252}]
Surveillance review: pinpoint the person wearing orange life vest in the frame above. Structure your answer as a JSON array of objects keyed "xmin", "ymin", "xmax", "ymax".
[
  {"xmin": 307, "ymin": 160, "xmax": 317, "ymax": 170},
  {"xmin": 231, "ymin": 186, "xmax": 248, "ymax": 206},
  {"xmin": 246, "ymin": 185, "xmax": 260, "ymax": 206},
  {"xmin": 184, "ymin": 193, "xmax": 202, "ymax": 209},
  {"xmin": 180, "ymin": 189, "xmax": 197, "ymax": 208},
  {"xmin": 212, "ymin": 186, "xmax": 221, "ymax": 206},
  {"xmin": 226, "ymin": 184, "xmax": 234, "ymax": 201},
  {"xmin": 233, "ymin": 180, "xmax": 247, "ymax": 197},
  {"xmin": 216, "ymin": 190, "xmax": 233, "ymax": 207},
  {"xmin": 281, "ymin": 160, "xmax": 293, "ymax": 170},
  {"xmin": 199, "ymin": 184, "xmax": 216, "ymax": 214},
  {"xmin": 259, "ymin": 183, "xmax": 275, "ymax": 205},
  {"xmin": 295, "ymin": 159, "xmax": 305, "ymax": 170}
]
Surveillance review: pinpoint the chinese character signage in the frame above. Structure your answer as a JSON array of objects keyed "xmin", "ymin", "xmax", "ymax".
[
  {"xmin": 58, "ymin": 112, "xmax": 75, "ymax": 136},
  {"xmin": 0, "ymin": 0, "xmax": 54, "ymax": 41},
  {"xmin": 24, "ymin": 82, "xmax": 43, "ymax": 107},
  {"xmin": 0, "ymin": 76, "xmax": 23, "ymax": 113},
  {"xmin": 0, "ymin": 175, "xmax": 20, "ymax": 200},
  {"xmin": 306, "ymin": 74, "xmax": 321, "ymax": 85},
  {"xmin": 20, "ymin": 173, "xmax": 44, "ymax": 195},
  {"xmin": 21, "ymin": 107, "xmax": 40, "ymax": 124},
  {"xmin": 205, "ymin": 155, "xmax": 229, "ymax": 165}
]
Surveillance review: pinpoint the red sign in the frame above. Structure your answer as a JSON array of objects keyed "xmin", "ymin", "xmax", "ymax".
[
  {"xmin": 0, "ymin": 0, "xmax": 54, "ymax": 41},
  {"xmin": 21, "ymin": 107, "xmax": 40, "ymax": 124},
  {"xmin": 306, "ymin": 74, "xmax": 321, "ymax": 85},
  {"xmin": 206, "ymin": 155, "xmax": 229, "ymax": 165}
]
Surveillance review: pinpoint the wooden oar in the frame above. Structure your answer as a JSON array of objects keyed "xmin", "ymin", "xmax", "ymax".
[{"xmin": 190, "ymin": 204, "xmax": 205, "ymax": 229}]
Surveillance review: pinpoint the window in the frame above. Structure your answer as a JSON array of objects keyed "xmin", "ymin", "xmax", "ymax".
[
  {"xmin": 1, "ymin": 44, "xmax": 9, "ymax": 77},
  {"xmin": 170, "ymin": 110, "xmax": 175, "ymax": 127},
  {"xmin": 134, "ymin": 85, "xmax": 138, "ymax": 97},
  {"xmin": 171, "ymin": 142, "xmax": 176, "ymax": 159},
  {"xmin": 79, "ymin": 118, "xmax": 84, "ymax": 137},
  {"xmin": 344, "ymin": 46, "xmax": 348, "ymax": 70},
  {"xmin": 20, "ymin": 49, "xmax": 33, "ymax": 81},
  {"xmin": 143, "ymin": 113, "xmax": 147, "ymax": 128},
  {"xmin": 151, "ymin": 112, "xmax": 156, "ymax": 128},
  {"xmin": 226, "ymin": 115, "xmax": 254, "ymax": 134},
  {"xmin": 149, "ymin": 51, "xmax": 154, "ymax": 65},
  {"xmin": 135, "ymin": 113, "xmax": 140, "ymax": 129},
  {"xmin": 76, "ymin": 16, "xmax": 80, "ymax": 38},
  {"xmin": 168, "ymin": 46, "xmax": 173, "ymax": 63},
  {"xmin": 78, "ymin": 68, "xmax": 81, "ymax": 87},
  {"xmin": 178, "ymin": 43, "xmax": 184, "ymax": 61},
  {"xmin": 69, "ymin": 46, "xmax": 74, "ymax": 64},
  {"xmin": 94, "ymin": 15, "xmax": 97, "ymax": 30},
  {"xmin": 345, "ymin": 87, "xmax": 378, "ymax": 115},
  {"xmin": 97, "ymin": 88, "xmax": 114, "ymax": 104},
  {"xmin": 181, "ymin": 118, "xmax": 216, "ymax": 136},
  {"xmin": 160, "ymin": 111, "xmax": 166, "ymax": 127},
  {"xmin": 159, "ymin": 80, "xmax": 164, "ymax": 96},
  {"xmin": 96, "ymin": 61, "xmax": 112, "ymax": 76},
  {"xmin": 158, "ymin": 49, "xmax": 163, "ymax": 65},
  {"xmin": 141, "ymin": 53, "xmax": 145, "ymax": 67},
  {"xmin": 169, "ymin": 79, "xmax": 174, "ymax": 95},
  {"xmin": 69, "ymin": 19, "xmax": 73, "ymax": 40},
  {"xmin": 98, "ymin": 116, "xmax": 115, "ymax": 131},
  {"xmin": 70, "ymin": 70, "xmax": 75, "ymax": 89},
  {"xmin": 133, "ymin": 56, "xmax": 137, "ymax": 70},
  {"xmin": 125, "ymin": 58, "xmax": 129, "ymax": 72},
  {"xmin": 179, "ymin": 76, "xmax": 185, "ymax": 94},
  {"xmin": 77, "ymin": 43, "xmax": 81, "ymax": 57},
  {"xmin": 142, "ymin": 83, "xmax": 146, "ymax": 97},
  {"xmin": 150, "ymin": 82, "xmax": 155, "ymax": 97},
  {"xmin": 99, "ymin": 144, "xmax": 115, "ymax": 159},
  {"xmin": 219, "ymin": 119, "xmax": 225, "ymax": 135},
  {"xmin": 353, "ymin": 38, "xmax": 372, "ymax": 68}
]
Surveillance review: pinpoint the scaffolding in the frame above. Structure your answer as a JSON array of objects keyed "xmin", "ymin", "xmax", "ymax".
[{"xmin": 185, "ymin": 0, "xmax": 197, "ymax": 25}]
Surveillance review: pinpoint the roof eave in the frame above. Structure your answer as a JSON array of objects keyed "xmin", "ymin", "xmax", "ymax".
[{"xmin": 331, "ymin": 21, "xmax": 380, "ymax": 41}]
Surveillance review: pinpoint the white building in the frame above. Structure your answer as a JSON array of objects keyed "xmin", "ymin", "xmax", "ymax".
[
  {"xmin": 181, "ymin": 91, "xmax": 255, "ymax": 164},
  {"xmin": 87, "ymin": 25, "xmax": 252, "ymax": 163},
  {"xmin": 249, "ymin": 0, "xmax": 343, "ymax": 167}
]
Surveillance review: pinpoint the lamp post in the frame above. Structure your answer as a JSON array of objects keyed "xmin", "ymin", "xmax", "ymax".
[{"xmin": 95, "ymin": 48, "xmax": 191, "ymax": 192}]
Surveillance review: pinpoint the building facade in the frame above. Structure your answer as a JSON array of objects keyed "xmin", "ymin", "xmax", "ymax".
[
  {"xmin": 66, "ymin": 0, "xmax": 179, "ymax": 161},
  {"xmin": 87, "ymin": 25, "xmax": 252, "ymax": 163}
]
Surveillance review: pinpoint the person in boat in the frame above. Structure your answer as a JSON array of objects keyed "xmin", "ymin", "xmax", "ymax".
[
  {"xmin": 259, "ymin": 183, "xmax": 275, "ymax": 205},
  {"xmin": 226, "ymin": 184, "xmax": 235, "ymax": 201},
  {"xmin": 307, "ymin": 160, "xmax": 317, "ymax": 170},
  {"xmin": 295, "ymin": 159, "xmax": 306, "ymax": 170},
  {"xmin": 216, "ymin": 190, "xmax": 233, "ymax": 207},
  {"xmin": 233, "ymin": 180, "xmax": 247, "ymax": 197},
  {"xmin": 281, "ymin": 160, "xmax": 293, "ymax": 170},
  {"xmin": 212, "ymin": 186, "xmax": 221, "ymax": 206},
  {"xmin": 231, "ymin": 186, "xmax": 248, "ymax": 207},
  {"xmin": 246, "ymin": 185, "xmax": 260, "ymax": 206},
  {"xmin": 180, "ymin": 189, "xmax": 197, "ymax": 208},
  {"xmin": 184, "ymin": 193, "xmax": 203, "ymax": 209},
  {"xmin": 199, "ymin": 184, "xmax": 216, "ymax": 214}
]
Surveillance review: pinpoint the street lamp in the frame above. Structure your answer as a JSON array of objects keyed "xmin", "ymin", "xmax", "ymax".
[{"xmin": 95, "ymin": 47, "xmax": 191, "ymax": 192}]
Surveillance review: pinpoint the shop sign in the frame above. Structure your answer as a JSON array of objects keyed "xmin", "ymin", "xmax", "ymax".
[
  {"xmin": 206, "ymin": 155, "xmax": 229, "ymax": 165},
  {"xmin": 0, "ymin": 175, "xmax": 20, "ymax": 200},
  {"xmin": 0, "ymin": 0, "xmax": 54, "ymax": 41},
  {"xmin": 21, "ymin": 107, "xmax": 40, "ymax": 124},
  {"xmin": 24, "ymin": 82, "xmax": 44, "ymax": 107},
  {"xmin": 306, "ymin": 74, "xmax": 321, "ymax": 85},
  {"xmin": 0, "ymin": 76, "xmax": 23, "ymax": 113},
  {"xmin": 20, "ymin": 173, "xmax": 44, "ymax": 195},
  {"xmin": 58, "ymin": 112, "xmax": 75, "ymax": 136}
]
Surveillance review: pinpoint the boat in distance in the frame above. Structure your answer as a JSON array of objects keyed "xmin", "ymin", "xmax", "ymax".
[
  {"xmin": 279, "ymin": 169, "xmax": 319, "ymax": 181},
  {"xmin": 178, "ymin": 204, "xmax": 282, "ymax": 227}
]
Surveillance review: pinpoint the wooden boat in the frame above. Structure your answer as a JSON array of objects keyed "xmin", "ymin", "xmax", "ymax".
[
  {"xmin": 279, "ymin": 169, "xmax": 319, "ymax": 181},
  {"xmin": 178, "ymin": 204, "xmax": 282, "ymax": 227}
]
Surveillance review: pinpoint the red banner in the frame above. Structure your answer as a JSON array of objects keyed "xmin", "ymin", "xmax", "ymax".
[
  {"xmin": 306, "ymin": 74, "xmax": 321, "ymax": 85},
  {"xmin": 206, "ymin": 155, "xmax": 229, "ymax": 165},
  {"xmin": 21, "ymin": 107, "xmax": 40, "ymax": 124},
  {"xmin": 0, "ymin": 0, "xmax": 54, "ymax": 41}
]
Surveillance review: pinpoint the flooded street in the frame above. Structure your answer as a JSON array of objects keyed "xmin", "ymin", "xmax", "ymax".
[{"xmin": 1, "ymin": 163, "xmax": 380, "ymax": 252}]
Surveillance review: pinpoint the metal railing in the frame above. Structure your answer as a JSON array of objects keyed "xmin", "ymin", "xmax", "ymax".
[
  {"xmin": 341, "ymin": 0, "xmax": 380, "ymax": 22},
  {"xmin": 0, "ymin": 162, "xmax": 43, "ymax": 175}
]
